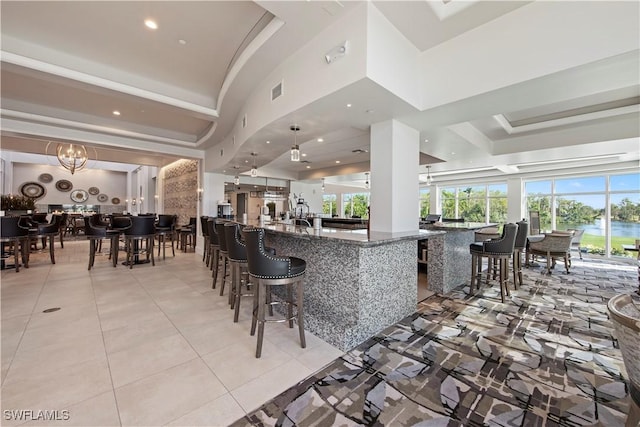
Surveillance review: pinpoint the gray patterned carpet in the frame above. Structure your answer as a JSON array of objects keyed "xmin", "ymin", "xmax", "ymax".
[{"xmin": 232, "ymin": 257, "xmax": 639, "ymax": 426}]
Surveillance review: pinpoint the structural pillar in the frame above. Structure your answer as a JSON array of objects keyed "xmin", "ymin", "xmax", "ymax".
[{"xmin": 370, "ymin": 119, "xmax": 420, "ymax": 233}]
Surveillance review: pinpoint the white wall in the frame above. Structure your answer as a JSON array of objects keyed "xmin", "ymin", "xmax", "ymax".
[
  {"xmin": 11, "ymin": 162, "xmax": 126, "ymax": 207},
  {"xmin": 290, "ymin": 181, "xmax": 323, "ymax": 215}
]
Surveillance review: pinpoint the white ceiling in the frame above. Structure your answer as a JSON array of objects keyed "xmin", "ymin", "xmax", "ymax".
[{"xmin": 1, "ymin": 1, "xmax": 638, "ymax": 186}]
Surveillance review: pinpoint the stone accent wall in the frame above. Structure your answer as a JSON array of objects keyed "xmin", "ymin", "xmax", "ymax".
[{"xmin": 163, "ymin": 159, "xmax": 198, "ymax": 226}]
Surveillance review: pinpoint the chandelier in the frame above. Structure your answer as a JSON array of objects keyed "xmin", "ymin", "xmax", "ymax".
[
  {"xmin": 290, "ymin": 125, "xmax": 300, "ymax": 162},
  {"xmin": 56, "ymin": 143, "xmax": 88, "ymax": 174}
]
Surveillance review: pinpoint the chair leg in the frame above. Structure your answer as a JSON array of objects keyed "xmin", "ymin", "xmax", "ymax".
[
  {"xmin": 219, "ymin": 256, "xmax": 227, "ymax": 296},
  {"xmin": 256, "ymin": 280, "xmax": 266, "ymax": 358},
  {"xmin": 88, "ymin": 239, "xmax": 95, "ymax": 270},
  {"xmin": 150, "ymin": 238, "xmax": 155, "ymax": 266},
  {"xmin": 250, "ymin": 279, "xmax": 259, "ymax": 336},
  {"xmin": 229, "ymin": 262, "xmax": 237, "ymax": 307},
  {"xmin": 212, "ymin": 249, "xmax": 219, "ymax": 289},
  {"xmin": 286, "ymin": 284, "xmax": 294, "ymax": 328},
  {"xmin": 297, "ymin": 278, "xmax": 306, "ymax": 348},
  {"xmin": 470, "ymin": 254, "xmax": 477, "ymax": 295},
  {"xmin": 14, "ymin": 240, "xmax": 20, "ymax": 272},
  {"xmin": 46, "ymin": 235, "xmax": 55, "ymax": 264}
]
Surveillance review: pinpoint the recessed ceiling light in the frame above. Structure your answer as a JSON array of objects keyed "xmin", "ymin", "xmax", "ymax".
[
  {"xmin": 266, "ymin": 140, "xmax": 270, "ymax": 144},
  {"xmin": 178, "ymin": 39, "xmax": 187, "ymax": 45},
  {"xmin": 424, "ymin": 139, "xmax": 429, "ymax": 143},
  {"xmin": 306, "ymin": 165, "xmax": 311, "ymax": 169},
  {"xmin": 451, "ymin": 152, "xmax": 455, "ymax": 155},
  {"xmin": 317, "ymin": 138, "xmax": 324, "ymax": 142},
  {"xmin": 346, "ymin": 103, "xmax": 352, "ymax": 108},
  {"xmin": 335, "ymin": 160, "xmax": 341, "ymax": 164},
  {"xmin": 112, "ymin": 110, "xmax": 120, "ymax": 116},
  {"xmin": 302, "ymin": 153, "xmax": 307, "ymax": 157},
  {"xmin": 144, "ymin": 19, "xmax": 158, "ymax": 30},
  {"xmin": 245, "ymin": 160, "xmax": 249, "ymax": 163}
]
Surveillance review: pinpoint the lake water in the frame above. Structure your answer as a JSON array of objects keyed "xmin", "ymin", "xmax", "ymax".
[{"xmin": 575, "ymin": 219, "xmax": 640, "ymax": 237}]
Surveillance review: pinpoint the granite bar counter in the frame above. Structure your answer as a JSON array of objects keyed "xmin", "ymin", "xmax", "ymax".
[
  {"xmin": 253, "ymin": 222, "xmax": 440, "ymax": 351},
  {"xmin": 421, "ymin": 222, "xmax": 497, "ymax": 294}
]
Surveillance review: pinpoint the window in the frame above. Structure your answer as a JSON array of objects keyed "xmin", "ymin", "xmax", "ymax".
[
  {"xmin": 419, "ymin": 188, "xmax": 431, "ymax": 218},
  {"xmin": 322, "ymin": 194, "xmax": 337, "ymax": 216},
  {"xmin": 525, "ymin": 172, "xmax": 640, "ymax": 258},
  {"xmin": 343, "ymin": 192, "xmax": 370, "ymax": 218},
  {"xmin": 439, "ymin": 183, "xmax": 507, "ymax": 222}
]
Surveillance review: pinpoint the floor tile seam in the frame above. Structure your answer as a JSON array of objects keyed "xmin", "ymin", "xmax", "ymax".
[
  {"xmin": 88, "ymin": 273, "xmax": 124, "ymax": 427},
  {"xmin": 1, "ymin": 267, "xmax": 51, "ymax": 388},
  {"xmin": 161, "ymin": 392, "xmax": 231, "ymax": 426},
  {"xmin": 110, "ymin": 353, "xmax": 201, "ymax": 390}
]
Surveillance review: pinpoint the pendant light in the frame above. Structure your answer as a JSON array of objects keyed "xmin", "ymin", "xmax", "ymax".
[
  {"xmin": 290, "ymin": 125, "xmax": 300, "ymax": 162},
  {"xmin": 425, "ymin": 166, "xmax": 433, "ymax": 186},
  {"xmin": 364, "ymin": 172, "xmax": 370, "ymax": 189},
  {"xmin": 321, "ymin": 178, "xmax": 325, "ymax": 192},
  {"xmin": 250, "ymin": 152, "xmax": 258, "ymax": 177}
]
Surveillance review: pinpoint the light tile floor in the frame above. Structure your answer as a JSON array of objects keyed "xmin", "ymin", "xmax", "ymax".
[{"xmin": 1, "ymin": 239, "xmax": 345, "ymax": 426}]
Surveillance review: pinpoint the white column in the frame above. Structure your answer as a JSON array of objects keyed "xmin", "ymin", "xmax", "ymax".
[
  {"xmin": 507, "ymin": 177, "xmax": 524, "ymax": 223},
  {"xmin": 370, "ymin": 119, "xmax": 420, "ymax": 233}
]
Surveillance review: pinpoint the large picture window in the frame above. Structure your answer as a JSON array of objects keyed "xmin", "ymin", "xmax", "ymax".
[
  {"xmin": 525, "ymin": 172, "xmax": 640, "ymax": 257},
  {"xmin": 439, "ymin": 183, "xmax": 507, "ymax": 223}
]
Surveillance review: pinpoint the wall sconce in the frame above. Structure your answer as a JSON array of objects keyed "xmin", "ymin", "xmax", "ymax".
[
  {"xmin": 321, "ymin": 178, "xmax": 325, "ymax": 192},
  {"xmin": 197, "ymin": 188, "xmax": 203, "ymax": 201},
  {"xmin": 290, "ymin": 125, "xmax": 300, "ymax": 162},
  {"xmin": 131, "ymin": 198, "xmax": 137, "ymax": 206},
  {"xmin": 365, "ymin": 172, "xmax": 370, "ymax": 189},
  {"xmin": 250, "ymin": 152, "xmax": 258, "ymax": 177}
]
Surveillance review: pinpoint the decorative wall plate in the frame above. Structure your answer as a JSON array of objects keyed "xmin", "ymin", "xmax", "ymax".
[
  {"xmin": 38, "ymin": 173, "xmax": 53, "ymax": 183},
  {"xmin": 70, "ymin": 189, "xmax": 88, "ymax": 203},
  {"xmin": 88, "ymin": 187, "xmax": 100, "ymax": 195},
  {"xmin": 55, "ymin": 179, "xmax": 73, "ymax": 192},
  {"xmin": 97, "ymin": 194, "xmax": 108, "ymax": 202},
  {"xmin": 20, "ymin": 182, "xmax": 46, "ymax": 200},
  {"xmin": 111, "ymin": 197, "xmax": 121, "ymax": 205}
]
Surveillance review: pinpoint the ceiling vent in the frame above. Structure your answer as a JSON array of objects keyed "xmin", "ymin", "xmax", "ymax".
[
  {"xmin": 352, "ymin": 148, "xmax": 368, "ymax": 154},
  {"xmin": 271, "ymin": 81, "xmax": 283, "ymax": 101}
]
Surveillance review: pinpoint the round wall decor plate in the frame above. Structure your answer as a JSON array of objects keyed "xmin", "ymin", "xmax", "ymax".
[
  {"xmin": 38, "ymin": 173, "xmax": 53, "ymax": 183},
  {"xmin": 55, "ymin": 179, "xmax": 73, "ymax": 192},
  {"xmin": 70, "ymin": 189, "xmax": 89, "ymax": 203},
  {"xmin": 88, "ymin": 187, "xmax": 100, "ymax": 195},
  {"xmin": 97, "ymin": 194, "xmax": 108, "ymax": 202},
  {"xmin": 111, "ymin": 197, "xmax": 121, "ymax": 205},
  {"xmin": 20, "ymin": 182, "xmax": 46, "ymax": 200}
]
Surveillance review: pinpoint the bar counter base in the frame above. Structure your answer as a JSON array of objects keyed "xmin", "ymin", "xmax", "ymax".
[{"xmin": 265, "ymin": 233, "xmax": 418, "ymax": 352}]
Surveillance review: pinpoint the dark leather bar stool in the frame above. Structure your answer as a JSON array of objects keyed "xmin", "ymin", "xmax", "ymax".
[
  {"xmin": 214, "ymin": 221, "xmax": 230, "ymax": 295},
  {"xmin": 469, "ymin": 223, "xmax": 518, "ymax": 303},
  {"xmin": 155, "ymin": 214, "xmax": 176, "ymax": 259},
  {"xmin": 84, "ymin": 217, "xmax": 120, "ymax": 270},
  {"xmin": 224, "ymin": 223, "xmax": 252, "ymax": 321},
  {"xmin": 0, "ymin": 216, "xmax": 30, "ymax": 272},
  {"xmin": 32, "ymin": 221, "xmax": 59, "ymax": 264},
  {"xmin": 243, "ymin": 227, "xmax": 306, "ymax": 358},
  {"xmin": 512, "ymin": 220, "xmax": 528, "ymax": 288},
  {"xmin": 123, "ymin": 216, "xmax": 156, "ymax": 268},
  {"xmin": 208, "ymin": 219, "xmax": 220, "ymax": 287},
  {"xmin": 200, "ymin": 216, "xmax": 210, "ymax": 264}
]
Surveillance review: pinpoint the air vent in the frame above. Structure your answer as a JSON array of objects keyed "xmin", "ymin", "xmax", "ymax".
[
  {"xmin": 242, "ymin": 115, "xmax": 247, "ymax": 128},
  {"xmin": 271, "ymin": 81, "xmax": 283, "ymax": 101},
  {"xmin": 352, "ymin": 148, "xmax": 368, "ymax": 154},
  {"xmin": 300, "ymin": 160, "xmax": 311, "ymax": 164}
]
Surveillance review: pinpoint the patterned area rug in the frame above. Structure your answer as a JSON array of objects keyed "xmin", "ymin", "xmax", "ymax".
[{"xmin": 232, "ymin": 259, "xmax": 638, "ymax": 426}]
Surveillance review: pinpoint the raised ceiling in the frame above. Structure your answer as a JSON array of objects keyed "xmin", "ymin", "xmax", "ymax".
[{"xmin": 1, "ymin": 1, "xmax": 638, "ymax": 183}]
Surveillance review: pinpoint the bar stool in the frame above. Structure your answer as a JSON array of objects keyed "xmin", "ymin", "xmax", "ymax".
[
  {"xmin": 224, "ymin": 223, "xmax": 253, "ymax": 321},
  {"xmin": 512, "ymin": 220, "xmax": 528, "ymax": 289},
  {"xmin": 84, "ymin": 217, "xmax": 119, "ymax": 270},
  {"xmin": 214, "ymin": 221, "xmax": 230, "ymax": 295},
  {"xmin": 208, "ymin": 219, "xmax": 220, "ymax": 288},
  {"xmin": 123, "ymin": 216, "xmax": 156, "ymax": 269},
  {"xmin": 469, "ymin": 223, "xmax": 518, "ymax": 303},
  {"xmin": 0, "ymin": 216, "xmax": 30, "ymax": 272},
  {"xmin": 243, "ymin": 227, "xmax": 306, "ymax": 358},
  {"xmin": 200, "ymin": 216, "xmax": 210, "ymax": 264},
  {"xmin": 155, "ymin": 214, "xmax": 176, "ymax": 260}
]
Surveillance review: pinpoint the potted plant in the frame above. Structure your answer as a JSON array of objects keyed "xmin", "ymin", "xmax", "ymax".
[{"xmin": 1, "ymin": 194, "xmax": 36, "ymax": 215}]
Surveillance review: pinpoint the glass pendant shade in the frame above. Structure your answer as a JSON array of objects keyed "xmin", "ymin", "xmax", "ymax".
[{"xmin": 291, "ymin": 145, "xmax": 300, "ymax": 162}]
